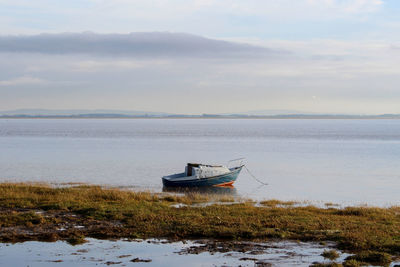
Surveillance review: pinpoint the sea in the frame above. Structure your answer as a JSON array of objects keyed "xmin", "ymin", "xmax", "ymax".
[{"xmin": 1, "ymin": 118, "xmax": 399, "ymax": 207}]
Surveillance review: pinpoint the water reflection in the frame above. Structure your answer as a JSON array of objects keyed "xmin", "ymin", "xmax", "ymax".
[{"xmin": 162, "ymin": 185, "xmax": 238, "ymax": 196}]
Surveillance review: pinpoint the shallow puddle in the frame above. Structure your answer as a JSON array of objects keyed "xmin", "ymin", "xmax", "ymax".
[
  {"xmin": 0, "ymin": 238, "xmax": 354, "ymax": 267},
  {"xmin": 1, "ymin": 238, "xmax": 399, "ymax": 266}
]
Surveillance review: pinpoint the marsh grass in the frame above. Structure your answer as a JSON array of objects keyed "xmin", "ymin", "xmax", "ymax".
[
  {"xmin": 0, "ymin": 183, "xmax": 399, "ymax": 265},
  {"xmin": 344, "ymin": 251, "xmax": 392, "ymax": 266},
  {"xmin": 321, "ymin": 249, "xmax": 340, "ymax": 260},
  {"xmin": 325, "ymin": 203, "xmax": 340, "ymax": 208},
  {"xmin": 259, "ymin": 199, "xmax": 299, "ymax": 207},
  {"xmin": 66, "ymin": 235, "xmax": 87, "ymax": 246}
]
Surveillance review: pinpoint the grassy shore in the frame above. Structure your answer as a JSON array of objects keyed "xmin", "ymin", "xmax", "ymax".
[{"xmin": 0, "ymin": 183, "xmax": 399, "ymax": 266}]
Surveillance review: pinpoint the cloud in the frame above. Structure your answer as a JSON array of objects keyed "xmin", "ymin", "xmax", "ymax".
[
  {"xmin": 70, "ymin": 59, "xmax": 170, "ymax": 72},
  {"xmin": 84, "ymin": 0, "xmax": 383, "ymax": 21},
  {"xmin": 0, "ymin": 32, "xmax": 399, "ymax": 114},
  {"xmin": 0, "ymin": 32, "xmax": 275, "ymax": 58},
  {"xmin": 390, "ymin": 44, "xmax": 400, "ymax": 50},
  {"xmin": 0, "ymin": 76, "xmax": 46, "ymax": 86},
  {"xmin": 306, "ymin": 0, "xmax": 383, "ymax": 14},
  {"xmin": 0, "ymin": 0, "xmax": 387, "ymax": 40},
  {"xmin": 84, "ymin": 0, "xmax": 383, "ymax": 18}
]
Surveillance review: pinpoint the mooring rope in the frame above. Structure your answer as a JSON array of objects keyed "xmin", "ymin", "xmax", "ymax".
[{"xmin": 244, "ymin": 165, "xmax": 268, "ymax": 186}]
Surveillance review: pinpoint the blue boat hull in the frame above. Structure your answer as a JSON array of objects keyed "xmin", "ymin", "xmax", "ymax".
[{"xmin": 162, "ymin": 166, "xmax": 243, "ymax": 187}]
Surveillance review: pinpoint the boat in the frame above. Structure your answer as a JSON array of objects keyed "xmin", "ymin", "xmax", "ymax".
[
  {"xmin": 162, "ymin": 184, "xmax": 237, "ymax": 195},
  {"xmin": 162, "ymin": 161, "xmax": 244, "ymax": 187}
]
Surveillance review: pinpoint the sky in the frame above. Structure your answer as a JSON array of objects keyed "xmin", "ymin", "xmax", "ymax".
[{"xmin": 1, "ymin": 0, "xmax": 400, "ymax": 114}]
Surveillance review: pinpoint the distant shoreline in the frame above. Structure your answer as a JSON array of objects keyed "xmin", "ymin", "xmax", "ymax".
[{"xmin": 1, "ymin": 115, "xmax": 400, "ymax": 119}]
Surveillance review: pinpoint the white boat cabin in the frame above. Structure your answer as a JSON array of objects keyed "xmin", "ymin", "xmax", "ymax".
[{"xmin": 185, "ymin": 163, "xmax": 230, "ymax": 179}]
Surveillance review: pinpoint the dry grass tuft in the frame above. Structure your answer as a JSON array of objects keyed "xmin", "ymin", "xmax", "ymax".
[
  {"xmin": 259, "ymin": 199, "xmax": 299, "ymax": 207},
  {"xmin": 322, "ymin": 249, "xmax": 340, "ymax": 260}
]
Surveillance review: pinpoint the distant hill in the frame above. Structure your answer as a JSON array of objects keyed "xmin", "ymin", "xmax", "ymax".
[
  {"xmin": 221, "ymin": 109, "xmax": 316, "ymax": 116},
  {"xmin": 0, "ymin": 109, "xmax": 172, "ymax": 117},
  {"xmin": 1, "ymin": 109, "xmax": 399, "ymax": 119}
]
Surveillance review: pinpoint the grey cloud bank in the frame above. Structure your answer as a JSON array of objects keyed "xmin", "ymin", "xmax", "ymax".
[{"xmin": 0, "ymin": 32, "xmax": 274, "ymax": 58}]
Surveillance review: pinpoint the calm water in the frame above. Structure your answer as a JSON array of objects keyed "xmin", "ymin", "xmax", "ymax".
[{"xmin": 0, "ymin": 118, "xmax": 399, "ymax": 206}]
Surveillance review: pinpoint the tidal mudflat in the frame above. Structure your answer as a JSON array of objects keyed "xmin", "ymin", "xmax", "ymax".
[{"xmin": 0, "ymin": 183, "xmax": 399, "ymax": 266}]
